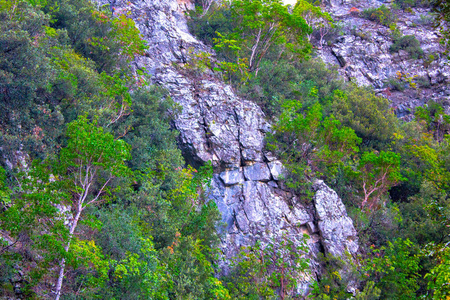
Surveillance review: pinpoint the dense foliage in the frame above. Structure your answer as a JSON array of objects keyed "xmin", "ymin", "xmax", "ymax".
[
  {"xmin": 362, "ymin": 5, "xmax": 396, "ymax": 27},
  {"xmin": 0, "ymin": 1, "xmax": 226, "ymax": 299}
]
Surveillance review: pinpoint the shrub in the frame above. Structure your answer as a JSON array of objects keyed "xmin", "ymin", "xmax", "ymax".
[
  {"xmin": 362, "ymin": 5, "xmax": 396, "ymax": 26},
  {"xmin": 386, "ymin": 71, "xmax": 419, "ymax": 90},
  {"xmin": 390, "ymin": 35, "xmax": 424, "ymax": 59},
  {"xmin": 363, "ymin": 239, "xmax": 421, "ymax": 299},
  {"xmin": 331, "ymin": 87, "xmax": 399, "ymax": 145},
  {"xmin": 353, "ymin": 30, "xmax": 372, "ymax": 41},
  {"xmin": 423, "ymin": 53, "xmax": 436, "ymax": 67},
  {"xmin": 389, "ymin": 23, "xmax": 402, "ymax": 40},
  {"xmin": 239, "ymin": 58, "xmax": 344, "ymax": 118},
  {"xmin": 415, "ymin": 76, "xmax": 431, "ymax": 88},
  {"xmin": 416, "ymin": 13, "xmax": 434, "ymax": 25},
  {"xmin": 224, "ymin": 235, "xmax": 310, "ymax": 299},
  {"xmin": 187, "ymin": 2, "xmax": 234, "ymax": 47},
  {"xmin": 385, "ymin": 77, "xmax": 407, "ymax": 91}
]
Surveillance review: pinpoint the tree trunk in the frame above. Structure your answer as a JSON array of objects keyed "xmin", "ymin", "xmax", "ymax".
[
  {"xmin": 54, "ymin": 258, "xmax": 66, "ymax": 300},
  {"xmin": 54, "ymin": 206, "xmax": 83, "ymax": 300}
]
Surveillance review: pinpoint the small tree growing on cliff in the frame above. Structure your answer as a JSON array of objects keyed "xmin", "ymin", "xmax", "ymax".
[
  {"xmin": 213, "ymin": 0, "xmax": 312, "ymax": 76},
  {"xmin": 347, "ymin": 151, "xmax": 405, "ymax": 210},
  {"xmin": 267, "ymin": 100, "xmax": 361, "ymax": 194},
  {"xmin": 53, "ymin": 115, "xmax": 131, "ymax": 299},
  {"xmin": 1, "ymin": 115, "xmax": 131, "ymax": 298}
]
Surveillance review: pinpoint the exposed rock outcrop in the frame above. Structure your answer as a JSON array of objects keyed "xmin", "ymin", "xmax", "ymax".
[
  {"xmin": 319, "ymin": 0, "xmax": 450, "ymax": 118},
  {"xmin": 93, "ymin": 0, "xmax": 359, "ymax": 293},
  {"xmin": 313, "ymin": 180, "xmax": 358, "ymax": 258}
]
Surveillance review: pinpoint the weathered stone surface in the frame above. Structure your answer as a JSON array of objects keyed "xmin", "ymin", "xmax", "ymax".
[
  {"xmin": 264, "ymin": 151, "xmax": 278, "ymax": 162},
  {"xmin": 268, "ymin": 160, "xmax": 285, "ymax": 181},
  {"xmin": 267, "ymin": 181, "xmax": 278, "ymax": 188},
  {"xmin": 220, "ymin": 169, "xmax": 244, "ymax": 186},
  {"xmin": 242, "ymin": 181, "xmax": 267, "ymax": 223},
  {"xmin": 243, "ymin": 162, "xmax": 271, "ymax": 182},
  {"xmin": 313, "ymin": 180, "xmax": 359, "ymax": 257},
  {"xmin": 319, "ymin": 4, "xmax": 450, "ymax": 118}
]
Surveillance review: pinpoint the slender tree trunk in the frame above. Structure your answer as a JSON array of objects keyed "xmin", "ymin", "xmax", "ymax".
[
  {"xmin": 249, "ymin": 28, "xmax": 262, "ymax": 71},
  {"xmin": 54, "ymin": 258, "xmax": 66, "ymax": 300},
  {"xmin": 199, "ymin": 0, "xmax": 213, "ymax": 18},
  {"xmin": 54, "ymin": 206, "xmax": 83, "ymax": 300}
]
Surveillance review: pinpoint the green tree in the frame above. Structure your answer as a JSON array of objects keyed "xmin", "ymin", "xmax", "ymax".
[
  {"xmin": 214, "ymin": 0, "xmax": 312, "ymax": 76},
  {"xmin": 268, "ymin": 100, "xmax": 361, "ymax": 194},
  {"xmin": 0, "ymin": 115, "xmax": 133, "ymax": 299},
  {"xmin": 53, "ymin": 115, "xmax": 131, "ymax": 299},
  {"xmin": 225, "ymin": 235, "xmax": 310, "ymax": 300},
  {"xmin": 294, "ymin": 0, "xmax": 333, "ymax": 48},
  {"xmin": 46, "ymin": 0, "xmax": 146, "ymax": 73},
  {"xmin": 1, "ymin": 160, "xmax": 69, "ymax": 297},
  {"xmin": 0, "ymin": 0, "xmax": 65, "ymax": 161},
  {"xmin": 0, "ymin": 0, "xmax": 147, "ymax": 164},
  {"xmin": 0, "ymin": 167, "xmax": 10, "ymax": 206},
  {"xmin": 415, "ymin": 101, "xmax": 450, "ymax": 143},
  {"xmin": 363, "ymin": 239, "xmax": 421, "ymax": 299},
  {"xmin": 331, "ymin": 87, "xmax": 399, "ymax": 147},
  {"xmin": 426, "ymin": 246, "xmax": 450, "ymax": 299},
  {"xmin": 347, "ymin": 151, "xmax": 405, "ymax": 210},
  {"xmin": 128, "ymin": 160, "xmax": 227, "ymax": 299}
]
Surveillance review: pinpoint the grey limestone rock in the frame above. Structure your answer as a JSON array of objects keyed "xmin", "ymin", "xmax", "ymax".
[
  {"xmin": 219, "ymin": 169, "xmax": 244, "ymax": 186},
  {"xmin": 319, "ymin": 4, "xmax": 450, "ymax": 117},
  {"xmin": 268, "ymin": 160, "xmax": 286, "ymax": 181},
  {"xmin": 313, "ymin": 180, "xmax": 359, "ymax": 257},
  {"xmin": 243, "ymin": 162, "xmax": 271, "ymax": 182}
]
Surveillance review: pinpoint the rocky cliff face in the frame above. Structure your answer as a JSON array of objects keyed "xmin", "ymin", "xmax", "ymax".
[
  {"xmin": 320, "ymin": 0, "xmax": 450, "ymax": 119},
  {"xmin": 94, "ymin": 0, "xmax": 359, "ymax": 293}
]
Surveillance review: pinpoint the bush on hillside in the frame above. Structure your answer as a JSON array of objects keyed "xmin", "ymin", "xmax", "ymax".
[
  {"xmin": 390, "ymin": 35, "xmax": 424, "ymax": 59},
  {"xmin": 362, "ymin": 5, "xmax": 397, "ymax": 26}
]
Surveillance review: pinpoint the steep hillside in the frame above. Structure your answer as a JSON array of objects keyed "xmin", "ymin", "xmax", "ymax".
[
  {"xmin": 319, "ymin": 0, "xmax": 450, "ymax": 118},
  {"xmin": 94, "ymin": 0, "xmax": 359, "ymax": 294},
  {"xmin": 1, "ymin": 0, "xmax": 449, "ymax": 299}
]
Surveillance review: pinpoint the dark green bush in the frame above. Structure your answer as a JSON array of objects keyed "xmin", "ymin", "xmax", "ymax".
[
  {"xmin": 187, "ymin": 2, "xmax": 234, "ymax": 48},
  {"xmin": 385, "ymin": 77, "xmax": 407, "ymax": 91},
  {"xmin": 331, "ymin": 86, "xmax": 399, "ymax": 146},
  {"xmin": 390, "ymin": 35, "xmax": 424, "ymax": 59},
  {"xmin": 362, "ymin": 5, "xmax": 397, "ymax": 26},
  {"xmin": 239, "ymin": 58, "xmax": 344, "ymax": 118}
]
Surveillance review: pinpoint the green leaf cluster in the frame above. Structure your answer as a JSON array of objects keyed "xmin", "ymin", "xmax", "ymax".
[
  {"xmin": 390, "ymin": 35, "xmax": 424, "ymax": 59},
  {"xmin": 362, "ymin": 5, "xmax": 397, "ymax": 27},
  {"xmin": 225, "ymin": 234, "xmax": 310, "ymax": 300}
]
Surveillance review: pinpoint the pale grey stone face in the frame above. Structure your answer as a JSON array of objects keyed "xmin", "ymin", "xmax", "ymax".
[
  {"xmin": 318, "ymin": 3, "xmax": 450, "ymax": 119},
  {"xmin": 313, "ymin": 180, "xmax": 359, "ymax": 257},
  {"xmin": 92, "ymin": 0, "xmax": 360, "ymax": 294}
]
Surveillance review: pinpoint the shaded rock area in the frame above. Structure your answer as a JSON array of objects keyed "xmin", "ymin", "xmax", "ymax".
[
  {"xmin": 94, "ymin": 0, "xmax": 359, "ymax": 293},
  {"xmin": 319, "ymin": 0, "xmax": 450, "ymax": 119}
]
